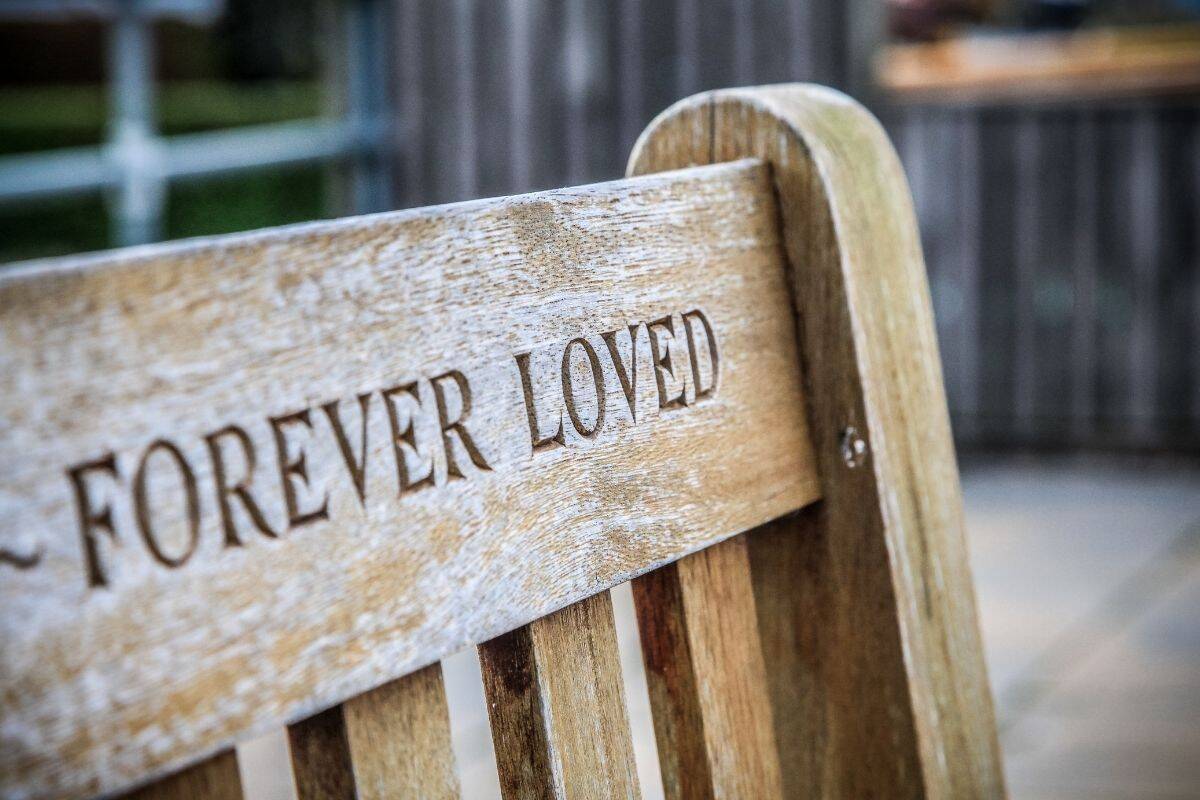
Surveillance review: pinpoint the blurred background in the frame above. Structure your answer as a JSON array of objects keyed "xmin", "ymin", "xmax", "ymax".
[{"xmin": 1, "ymin": 1, "xmax": 1198, "ymax": 797}]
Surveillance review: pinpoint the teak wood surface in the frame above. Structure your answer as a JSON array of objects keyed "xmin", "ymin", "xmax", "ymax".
[
  {"xmin": 629, "ymin": 85, "xmax": 1004, "ymax": 798},
  {"xmin": 0, "ymin": 84, "xmax": 1002, "ymax": 800}
]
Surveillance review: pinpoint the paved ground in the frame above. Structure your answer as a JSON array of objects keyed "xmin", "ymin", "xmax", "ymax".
[
  {"xmin": 963, "ymin": 456, "xmax": 1200, "ymax": 799},
  {"xmin": 239, "ymin": 456, "xmax": 1200, "ymax": 799}
]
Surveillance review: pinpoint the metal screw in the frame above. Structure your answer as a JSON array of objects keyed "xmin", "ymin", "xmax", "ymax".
[{"xmin": 840, "ymin": 426, "xmax": 868, "ymax": 468}]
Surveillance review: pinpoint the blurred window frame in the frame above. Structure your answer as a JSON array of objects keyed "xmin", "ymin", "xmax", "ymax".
[{"xmin": 0, "ymin": 0, "xmax": 393, "ymax": 247}]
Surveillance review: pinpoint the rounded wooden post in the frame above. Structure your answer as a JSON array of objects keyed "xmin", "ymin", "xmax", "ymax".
[{"xmin": 629, "ymin": 85, "xmax": 1005, "ymax": 798}]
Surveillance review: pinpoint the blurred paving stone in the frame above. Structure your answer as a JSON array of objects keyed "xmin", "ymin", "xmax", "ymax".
[{"xmin": 961, "ymin": 456, "xmax": 1200, "ymax": 799}]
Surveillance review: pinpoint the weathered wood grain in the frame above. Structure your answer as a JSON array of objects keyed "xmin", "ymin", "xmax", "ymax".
[
  {"xmin": 0, "ymin": 159, "xmax": 820, "ymax": 800},
  {"xmin": 120, "ymin": 751, "xmax": 242, "ymax": 800},
  {"xmin": 631, "ymin": 535, "xmax": 784, "ymax": 799},
  {"xmin": 479, "ymin": 591, "xmax": 640, "ymax": 800},
  {"xmin": 630, "ymin": 85, "xmax": 1005, "ymax": 797},
  {"xmin": 287, "ymin": 663, "xmax": 459, "ymax": 800}
]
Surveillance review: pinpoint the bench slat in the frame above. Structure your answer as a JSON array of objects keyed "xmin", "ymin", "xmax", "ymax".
[
  {"xmin": 632, "ymin": 535, "xmax": 784, "ymax": 799},
  {"xmin": 120, "ymin": 751, "xmax": 242, "ymax": 800},
  {"xmin": 479, "ymin": 591, "xmax": 640, "ymax": 800},
  {"xmin": 1, "ymin": 157, "xmax": 820, "ymax": 800},
  {"xmin": 287, "ymin": 663, "xmax": 459, "ymax": 800},
  {"xmin": 744, "ymin": 512, "xmax": 828, "ymax": 798}
]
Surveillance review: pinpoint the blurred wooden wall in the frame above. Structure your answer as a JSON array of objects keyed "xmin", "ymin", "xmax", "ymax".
[
  {"xmin": 891, "ymin": 102, "xmax": 1200, "ymax": 451},
  {"xmin": 384, "ymin": 0, "xmax": 1200, "ymax": 453}
]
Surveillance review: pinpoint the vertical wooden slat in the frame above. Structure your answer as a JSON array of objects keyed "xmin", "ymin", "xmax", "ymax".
[
  {"xmin": 1187, "ymin": 109, "xmax": 1200, "ymax": 436},
  {"xmin": 479, "ymin": 590, "xmax": 641, "ymax": 800},
  {"xmin": 731, "ymin": 0, "xmax": 753, "ymax": 86},
  {"xmin": 1155, "ymin": 107, "xmax": 1192, "ymax": 443},
  {"xmin": 1013, "ymin": 109, "xmax": 1040, "ymax": 441},
  {"xmin": 289, "ymin": 705, "xmax": 357, "ymax": 800},
  {"xmin": 1129, "ymin": 104, "xmax": 1160, "ymax": 442},
  {"xmin": 616, "ymin": 0, "xmax": 645, "ymax": 157},
  {"xmin": 921, "ymin": 110, "xmax": 957, "ymax": 413},
  {"xmin": 1071, "ymin": 110, "xmax": 1100, "ymax": 442},
  {"xmin": 575, "ymin": 0, "xmax": 623, "ymax": 183},
  {"xmin": 527, "ymin": 0, "xmax": 571, "ymax": 192},
  {"xmin": 474, "ymin": 0, "xmax": 515, "ymax": 198},
  {"xmin": 288, "ymin": 664, "xmax": 460, "ymax": 800},
  {"xmin": 674, "ymin": 0, "xmax": 700, "ymax": 96},
  {"xmin": 564, "ymin": 0, "xmax": 589, "ymax": 185},
  {"xmin": 748, "ymin": 0, "xmax": 793, "ymax": 84},
  {"xmin": 1034, "ymin": 111, "xmax": 1077, "ymax": 439},
  {"xmin": 787, "ymin": 0, "xmax": 815, "ymax": 81},
  {"xmin": 414, "ymin": 0, "xmax": 458, "ymax": 203},
  {"xmin": 956, "ymin": 109, "xmax": 983, "ymax": 444},
  {"xmin": 979, "ymin": 108, "xmax": 1020, "ymax": 444},
  {"xmin": 506, "ymin": 0, "xmax": 533, "ymax": 193},
  {"xmin": 123, "ymin": 750, "xmax": 243, "ymax": 800},
  {"xmin": 393, "ymin": 0, "xmax": 425, "ymax": 208},
  {"xmin": 637, "ymin": 0, "xmax": 681, "ymax": 146},
  {"xmin": 698, "ymin": 0, "xmax": 738, "ymax": 91},
  {"xmin": 744, "ymin": 509, "xmax": 828, "ymax": 799},
  {"xmin": 1095, "ymin": 109, "xmax": 1135, "ymax": 441},
  {"xmin": 454, "ymin": 0, "xmax": 479, "ymax": 200},
  {"xmin": 632, "ymin": 536, "xmax": 785, "ymax": 800}
]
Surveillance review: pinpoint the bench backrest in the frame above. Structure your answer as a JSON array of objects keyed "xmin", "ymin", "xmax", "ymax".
[{"xmin": 1, "ymin": 85, "xmax": 1004, "ymax": 800}]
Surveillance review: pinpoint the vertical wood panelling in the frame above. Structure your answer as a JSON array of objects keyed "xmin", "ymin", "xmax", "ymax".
[
  {"xmin": 416, "ymin": 0, "xmax": 465, "ymax": 203},
  {"xmin": 474, "ymin": 0, "xmax": 515, "ymax": 198},
  {"xmin": 638, "ymin": 0, "xmax": 683, "ymax": 147},
  {"xmin": 528, "ymin": 0, "xmax": 571, "ymax": 192},
  {"xmin": 696, "ymin": 0, "xmax": 739, "ymax": 90},
  {"xmin": 1184, "ymin": 111, "xmax": 1200, "ymax": 428},
  {"xmin": 1013, "ymin": 110, "xmax": 1040, "ymax": 440},
  {"xmin": 955, "ymin": 109, "xmax": 983, "ymax": 443},
  {"xmin": 580, "ymin": 0, "xmax": 623, "ymax": 183},
  {"xmin": 1130, "ymin": 105, "xmax": 1161, "ymax": 442},
  {"xmin": 891, "ymin": 102, "xmax": 1199, "ymax": 450},
  {"xmin": 564, "ymin": 0, "xmax": 589, "ymax": 185},
  {"xmin": 454, "ymin": 0, "xmax": 478, "ymax": 200},
  {"xmin": 674, "ymin": 0, "xmax": 700, "ymax": 97},
  {"xmin": 1096, "ymin": 111, "xmax": 1137, "ymax": 441},
  {"xmin": 1155, "ymin": 109, "xmax": 1188, "ymax": 436},
  {"xmin": 1071, "ymin": 111, "xmax": 1100, "ymax": 441},
  {"xmin": 1031, "ymin": 112, "xmax": 1076, "ymax": 434},
  {"xmin": 390, "ymin": 0, "xmax": 852, "ymax": 197},
  {"xmin": 616, "ymin": 0, "xmax": 644, "ymax": 157},
  {"xmin": 386, "ymin": 1, "xmax": 1198, "ymax": 451},
  {"xmin": 393, "ymin": 0, "xmax": 424, "ymax": 208},
  {"xmin": 748, "ymin": 0, "xmax": 797, "ymax": 84},
  {"xmin": 978, "ymin": 109, "xmax": 1020, "ymax": 442}
]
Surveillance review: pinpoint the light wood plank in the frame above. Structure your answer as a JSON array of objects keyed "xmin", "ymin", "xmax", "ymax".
[
  {"xmin": 0, "ymin": 160, "xmax": 820, "ymax": 800},
  {"xmin": 479, "ymin": 591, "xmax": 640, "ymax": 800},
  {"xmin": 122, "ymin": 750, "xmax": 242, "ymax": 800},
  {"xmin": 630, "ymin": 84, "xmax": 1005, "ymax": 797},
  {"xmin": 632, "ymin": 535, "xmax": 784, "ymax": 800},
  {"xmin": 743, "ymin": 509, "xmax": 830, "ymax": 798},
  {"xmin": 288, "ymin": 663, "xmax": 459, "ymax": 800}
]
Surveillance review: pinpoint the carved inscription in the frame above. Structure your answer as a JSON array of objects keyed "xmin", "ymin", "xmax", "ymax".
[{"xmin": 44, "ymin": 309, "xmax": 718, "ymax": 589}]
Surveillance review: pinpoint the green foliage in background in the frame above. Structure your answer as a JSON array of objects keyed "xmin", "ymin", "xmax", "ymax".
[{"xmin": 0, "ymin": 81, "xmax": 328, "ymax": 264}]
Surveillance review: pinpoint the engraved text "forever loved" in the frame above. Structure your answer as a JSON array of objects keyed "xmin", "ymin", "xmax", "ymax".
[{"xmin": 60, "ymin": 309, "xmax": 719, "ymax": 590}]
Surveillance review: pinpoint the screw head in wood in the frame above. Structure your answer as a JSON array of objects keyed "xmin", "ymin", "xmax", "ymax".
[{"xmin": 840, "ymin": 426, "xmax": 868, "ymax": 468}]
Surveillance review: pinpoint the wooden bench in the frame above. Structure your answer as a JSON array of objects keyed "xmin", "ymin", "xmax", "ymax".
[{"xmin": 0, "ymin": 85, "xmax": 1004, "ymax": 800}]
